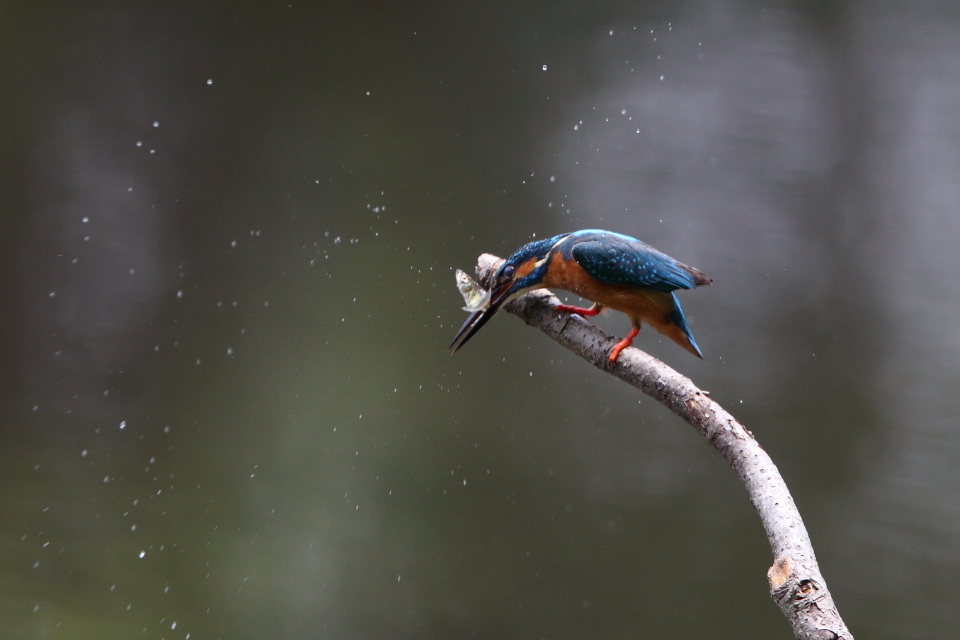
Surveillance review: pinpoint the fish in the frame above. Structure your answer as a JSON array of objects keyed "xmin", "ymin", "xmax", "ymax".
[{"xmin": 455, "ymin": 268, "xmax": 491, "ymax": 312}]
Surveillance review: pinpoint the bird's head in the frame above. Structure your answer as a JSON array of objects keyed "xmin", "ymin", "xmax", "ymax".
[{"xmin": 448, "ymin": 234, "xmax": 567, "ymax": 353}]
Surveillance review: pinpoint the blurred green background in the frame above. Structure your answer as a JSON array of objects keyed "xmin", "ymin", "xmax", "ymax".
[{"xmin": 3, "ymin": 1, "xmax": 960, "ymax": 638}]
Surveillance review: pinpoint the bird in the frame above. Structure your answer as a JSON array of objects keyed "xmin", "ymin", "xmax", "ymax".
[{"xmin": 448, "ymin": 229, "xmax": 711, "ymax": 362}]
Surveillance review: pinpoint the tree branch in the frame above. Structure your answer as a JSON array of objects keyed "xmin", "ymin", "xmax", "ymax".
[{"xmin": 473, "ymin": 253, "xmax": 853, "ymax": 640}]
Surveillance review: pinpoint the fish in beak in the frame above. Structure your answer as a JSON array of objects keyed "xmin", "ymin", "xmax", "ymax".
[{"xmin": 448, "ymin": 279, "xmax": 515, "ymax": 354}]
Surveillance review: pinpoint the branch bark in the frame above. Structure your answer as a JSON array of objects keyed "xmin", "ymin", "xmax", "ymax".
[{"xmin": 473, "ymin": 253, "xmax": 853, "ymax": 640}]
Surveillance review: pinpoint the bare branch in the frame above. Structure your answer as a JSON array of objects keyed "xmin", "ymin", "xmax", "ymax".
[{"xmin": 474, "ymin": 253, "xmax": 853, "ymax": 640}]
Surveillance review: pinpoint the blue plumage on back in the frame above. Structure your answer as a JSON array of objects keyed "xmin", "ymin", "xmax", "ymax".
[{"xmin": 559, "ymin": 230, "xmax": 707, "ymax": 293}]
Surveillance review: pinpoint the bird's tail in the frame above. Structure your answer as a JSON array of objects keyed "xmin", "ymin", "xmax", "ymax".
[
  {"xmin": 668, "ymin": 293, "xmax": 703, "ymax": 358},
  {"xmin": 645, "ymin": 292, "xmax": 703, "ymax": 358}
]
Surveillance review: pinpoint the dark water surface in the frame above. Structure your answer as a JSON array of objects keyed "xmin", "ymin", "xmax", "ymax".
[{"xmin": 3, "ymin": 2, "xmax": 960, "ymax": 638}]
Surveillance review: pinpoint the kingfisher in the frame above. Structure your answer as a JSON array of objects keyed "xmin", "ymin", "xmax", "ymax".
[{"xmin": 449, "ymin": 229, "xmax": 711, "ymax": 362}]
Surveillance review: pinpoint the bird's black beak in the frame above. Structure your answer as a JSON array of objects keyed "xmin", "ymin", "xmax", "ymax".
[{"xmin": 448, "ymin": 280, "xmax": 514, "ymax": 354}]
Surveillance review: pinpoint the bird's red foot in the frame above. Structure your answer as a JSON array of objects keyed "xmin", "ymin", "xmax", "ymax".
[
  {"xmin": 554, "ymin": 302, "xmax": 601, "ymax": 317},
  {"xmin": 607, "ymin": 326, "xmax": 641, "ymax": 362}
]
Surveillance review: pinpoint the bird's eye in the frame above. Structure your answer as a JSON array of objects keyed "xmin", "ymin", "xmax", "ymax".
[{"xmin": 502, "ymin": 265, "xmax": 515, "ymax": 279}]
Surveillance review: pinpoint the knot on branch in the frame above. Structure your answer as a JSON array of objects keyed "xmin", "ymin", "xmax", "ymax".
[
  {"xmin": 769, "ymin": 557, "xmax": 842, "ymax": 640},
  {"xmin": 770, "ymin": 560, "xmax": 825, "ymax": 609}
]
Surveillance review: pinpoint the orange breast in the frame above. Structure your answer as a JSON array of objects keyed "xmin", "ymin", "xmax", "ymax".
[{"xmin": 544, "ymin": 254, "xmax": 677, "ymax": 328}]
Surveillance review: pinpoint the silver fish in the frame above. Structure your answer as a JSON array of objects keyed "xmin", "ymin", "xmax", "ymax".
[{"xmin": 455, "ymin": 269, "xmax": 491, "ymax": 312}]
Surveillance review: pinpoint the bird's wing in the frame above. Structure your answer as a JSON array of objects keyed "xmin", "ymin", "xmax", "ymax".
[{"xmin": 570, "ymin": 237, "xmax": 699, "ymax": 292}]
